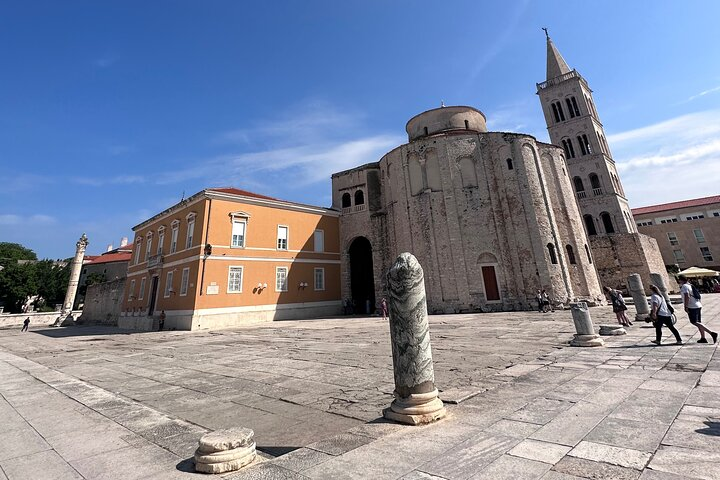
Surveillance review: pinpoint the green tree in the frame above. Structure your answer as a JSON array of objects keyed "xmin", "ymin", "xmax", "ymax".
[
  {"xmin": 0, "ymin": 262, "xmax": 38, "ymax": 312},
  {"xmin": 35, "ymin": 260, "xmax": 70, "ymax": 307},
  {"xmin": 0, "ymin": 242, "xmax": 37, "ymax": 262}
]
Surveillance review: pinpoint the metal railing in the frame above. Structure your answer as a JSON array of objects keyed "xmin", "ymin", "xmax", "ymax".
[
  {"xmin": 147, "ymin": 254, "xmax": 164, "ymax": 268},
  {"xmin": 576, "ymin": 191, "xmax": 587, "ymax": 199},
  {"xmin": 342, "ymin": 204, "xmax": 367, "ymax": 214},
  {"xmin": 537, "ymin": 70, "xmax": 588, "ymax": 90},
  {"xmin": 592, "ymin": 188, "xmax": 603, "ymax": 196}
]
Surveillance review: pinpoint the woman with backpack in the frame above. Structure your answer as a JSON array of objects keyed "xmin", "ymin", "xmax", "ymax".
[
  {"xmin": 603, "ymin": 286, "xmax": 631, "ymax": 326},
  {"xmin": 649, "ymin": 284, "xmax": 683, "ymax": 346},
  {"xmin": 679, "ymin": 276, "xmax": 718, "ymax": 344}
]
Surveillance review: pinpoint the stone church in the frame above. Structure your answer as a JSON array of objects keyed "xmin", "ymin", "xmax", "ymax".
[{"xmin": 331, "ymin": 34, "xmax": 669, "ymax": 313}]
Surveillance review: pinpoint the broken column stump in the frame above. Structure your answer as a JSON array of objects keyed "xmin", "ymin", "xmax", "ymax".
[
  {"xmin": 627, "ymin": 273, "xmax": 651, "ymax": 322},
  {"xmin": 383, "ymin": 252, "xmax": 446, "ymax": 425},
  {"xmin": 569, "ymin": 302, "xmax": 604, "ymax": 347},
  {"xmin": 194, "ymin": 427, "xmax": 256, "ymax": 474}
]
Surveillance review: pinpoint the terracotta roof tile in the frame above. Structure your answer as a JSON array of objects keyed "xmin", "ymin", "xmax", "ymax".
[
  {"xmin": 207, "ymin": 188, "xmax": 280, "ymax": 201},
  {"xmin": 84, "ymin": 252, "xmax": 132, "ymax": 265},
  {"xmin": 632, "ymin": 195, "xmax": 720, "ymax": 216}
]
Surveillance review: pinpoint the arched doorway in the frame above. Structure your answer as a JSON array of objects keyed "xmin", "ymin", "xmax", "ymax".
[{"xmin": 348, "ymin": 236, "xmax": 375, "ymax": 314}]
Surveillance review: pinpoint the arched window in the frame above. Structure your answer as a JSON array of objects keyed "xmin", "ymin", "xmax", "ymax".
[
  {"xmin": 601, "ymin": 212, "xmax": 615, "ymax": 233},
  {"xmin": 571, "ymin": 96, "xmax": 580, "ymax": 116},
  {"xmin": 547, "ymin": 243, "xmax": 558, "ymax": 264},
  {"xmin": 354, "ymin": 190, "xmax": 365, "ymax": 205},
  {"xmin": 573, "ymin": 176, "xmax": 585, "ymax": 192},
  {"xmin": 585, "ymin": 244, "xmax": 592, "ymax": 263},
  {"xmin": 341, "ymin": 193, "xmax": 351, "ymax": 208},
  {"xmin": 506, "ymin": 158, "xmax": 514, "ymax": 170},
  {"xmin": 566, "ymin": 98, "xmax": 576, "ymax": 118},
  {"xmin": 584, "ymin": 214, "xmax": 597, "ymax": 236},
  {"xmin": 589, "ymin": 173, "xmax": 601, "ymax": 189},
  {"xmin": 562, "ymin": 139, "xmax": 576, "ymax": 158},
  {"xmin": 566, "ymin": 245, "xmax": 577, "ymax": 264}
]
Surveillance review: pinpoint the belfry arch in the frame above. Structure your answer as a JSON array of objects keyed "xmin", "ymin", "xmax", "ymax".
[{"xmin": 348, "ymin": 236, "xmax": 375, "ymax": 314}]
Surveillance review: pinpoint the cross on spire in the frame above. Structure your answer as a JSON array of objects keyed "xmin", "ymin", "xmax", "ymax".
[{"xmin": 542, "ymin": 27, "xmax": 549, "ymax": 39}]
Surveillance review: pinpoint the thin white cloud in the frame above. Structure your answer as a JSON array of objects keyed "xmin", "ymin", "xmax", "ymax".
[
  {"xmin": 72, "ymin": 175, "xmax": 147, "ymax": 186},
  {"xmin": 687, "ymin": 85, "xmax": 720, "ymax": 102},
  {"xmin": 608, "ymin": 109, "xmax": 720, "ymax": 206},
  {"xmin": 0, "ymin": 214, "xmax": 56, "ymax": 226}
]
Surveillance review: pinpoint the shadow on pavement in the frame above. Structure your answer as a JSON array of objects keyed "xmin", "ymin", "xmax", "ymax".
[
  {"xmin": 31, "ymin": 326, "xmax": 141, "ymax": 338},
  {"xmin": 697, "ymin": 420, "xmax": 720, "ymax": 437}
]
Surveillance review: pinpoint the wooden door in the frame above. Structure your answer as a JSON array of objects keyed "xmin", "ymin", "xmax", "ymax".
[{"xmin": 481, "ymin": 266, "xmax": 500, "ymax": 301}]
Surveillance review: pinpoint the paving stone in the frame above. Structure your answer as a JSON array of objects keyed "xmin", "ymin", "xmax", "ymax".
[
  {"xmin": 224, "ymin": 462, "xmax": 310, "ymax": 479},
  {"xmin": 585, "ymin": 417, "xmax": 669, "ymax": 453},
  {"xmin": 529, "ymin": 402, "xmax": 606, "ymax": 447},
  {"xmin": 506, "ymin": 397, "xmax": 575, "ymax": 425},
  {"xmin": 552, "ymin": 456, "xmax": 641, "ymax": 480},
  {"xmin": 469, "ymin": 454, "xmax": 551, "ymax": 479},
  {"xmin": 638, "ymin": 469, "xmax": 697, "ymax": 479},
  {"xmin": 661, "ymin": 417, "xmax": 720, "ymax": 451},
  {"xmin": 419, "ymin": 434, "xmax": 519, "ymax": 479},
  {"xmin": 399, "ymin": 471, "xmax": 449, "ymax": 480},
  {"xmin": 685, "ymin": 386, "xmax": 720, "ymax": 409},
  {"xmin": 507, "ymin": 438, "xmax": 572, "ymax": 465},
  {"xmin": 0, "ymin": 449, "xmax": 83, "ymax": 480},
  {"xmin": 540, "ymin": 472, "xmax": 586, "ymax": 480},
  {"xmin": 301, "ymin": 444, "xmax": 416, "ymax": 479},
  {"xmin": 568, "ymin": 441, "xmax": 651, "ymax": 470},
  {"xmin": 69, "ymin": 444, "xmax": 180, "ymax": 480},
  {"xmin": 305, "ymin": 432, "xmax": 373, "ymax": 456},
  {"xmin": 0, "ymin": 426, "xmax": 50, "ymax": 462},
  {"xmin": 270, "ymin": 447, "xmax": 333, "ymax": 473},
  {"xmin": 648, "ymin": 445, "xmax": 720, "ymax": 480},
  {"xmin": 486, "ymin": 419, "xmax": 542, "ymax": 438}
]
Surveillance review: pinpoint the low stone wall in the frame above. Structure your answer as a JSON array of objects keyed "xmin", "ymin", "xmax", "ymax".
[
  {"xmin": 590, "ymin": 233, "xmax": 673, "ymax": 294},
  {"xmin": 78, "ymin": 278, "xmax": 126, "ymax": 326},
  {"xmin": 0, "ymin": 310, "xmax": 82, "ymax": 329}
]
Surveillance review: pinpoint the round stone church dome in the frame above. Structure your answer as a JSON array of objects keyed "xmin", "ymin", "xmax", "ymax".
[{"xmin": 405, "ymin": 106, "xmax": 487, "ymax": 141}]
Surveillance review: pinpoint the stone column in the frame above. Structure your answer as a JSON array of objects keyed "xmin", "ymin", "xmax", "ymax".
[
  {"xmin": 627, "ymin": 273, "xmax": 650, "ymax": 321},
  {"xmin": 569, "ymin": 302, "xmax": 604, "ymax": 347},
  {"xmin": 383, "ymin": 253, "xmax": 446, "ymax": 425},
  {"xmin": 54, "ymin": 233, "xmax": 89, "ymax": 326},
  {"xmin": 650, "ymin": 272, "xmax": 672, "ymax": 308}
]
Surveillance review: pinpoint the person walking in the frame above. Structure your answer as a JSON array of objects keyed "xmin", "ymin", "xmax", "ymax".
[
  {"xmin": 603, "ymin": 286, "xmax": 631, "ymax": 326},
  {"xmin": 21, "ymin": 317, "xmax": 30, "ymax": 332},
  {"xmin": 649, "ymin": 284, "xmax": 682, "ymax": 346},
  {"xmin": 536, "ymin": 290, "xmax": 543, "ymax": 313},
  {"xmin": 380, "ymin": 297, "xmax": 388, "ymax": 321},
  {"xmin": 679, "ymin": 276, "xmax": 718, "ymax": 344}
]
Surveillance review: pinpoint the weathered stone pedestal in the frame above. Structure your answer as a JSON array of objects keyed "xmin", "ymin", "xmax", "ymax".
[
  {"xmin": 570, "ymin": 302, "xmax": 604, "ymax": 347},
  {"xmin": 627, "ymin": 274, "xmax": 650, "ymax": 321},
  {"xmin": 599, "ymin": 324, "xmax": 626, "ymax": 336},
  {"xmin": 383, "ymin": 253, "xmax": 446, "ymax": 425},
  {"xmin": 194, "ymin": 427, "xmax": 256, "ymax": 474}
]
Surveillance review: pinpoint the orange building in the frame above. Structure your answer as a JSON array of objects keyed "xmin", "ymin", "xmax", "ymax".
[{"xmin": 120, "ymin": 188, "xmax": 341, "ymax": 330}]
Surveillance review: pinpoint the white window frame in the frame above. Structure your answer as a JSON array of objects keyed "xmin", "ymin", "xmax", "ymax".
[
  {"xmin": 314, "ymin": 267, "xmax": 325, "ymax": 291},
  {"xmin": 180, "ymin": 267, "xmax": 190, "ymax": 296},
  {"xmin": 667, "ymin": 232, "xmax": 679, "ymax": 246},
  {"xmin": 186, "ymin": 217, "xmax": 195, "ymax": 249},
  {"xmin": 134, "ymin": 239, "xmax": 143, "ymax": 265},
  {"xmin": 656, "ymin": 216, "xmax": 678, "ymax": 224},
  {"xmin": 275, "ymin": 266, "xmax": 288, "ymax": 292},
  {"xmin": 693, "ymin": 228, "xmax": 706, "ymax": 243},
  {"xmin": 277, "ymin": 225, "xmax": 288, "ymax": 251},
  {"xmin": 138, "ymin": 277, "xmax": 146, "ymax": 301},
  {"xmin": 700, "ymin": 247, "xmax": 714, "ymax": 262},
  {"xmin": 314, "ymin": 229, "xmax": 324, "ymax": 253},
  {"xmin": 672, "ymin": 249, "xmax": 685, "ymax": 262},
  {"xmin": 231, "ymin": 219, "xmax": 247, "ymax": 248},
  {"xmin": 145, "ymin": 235, "xmax": 153, "ymax": 261},
  {"xmin": 129, "ymin": 279, "xmax": 136, "ymax": 299},
  {"xmin": 227, "ymin": 266, "xmax": 244, "ymax": 293},
  {"xmin": 157, "ymin": 229, "xmax": 165, "ymax": 255},
  {"xmin": 164, "ymin": 270, "xmax": 174, "ymax": 298},
  {"xmin": 170, "ymin": 222, "xmax": 179, "ymax": 253}
]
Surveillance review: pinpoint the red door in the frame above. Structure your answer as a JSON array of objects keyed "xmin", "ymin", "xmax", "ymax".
[{"xmin": 481, "ymin": 266, "xmax": 500, "ymax": 301}]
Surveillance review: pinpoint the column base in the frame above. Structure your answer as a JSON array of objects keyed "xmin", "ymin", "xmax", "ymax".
[
  {"xmin": 383, "ymin": 389, "xmax": 447, "ymax": 425},
  {"xmin": 570, "ymin": 334, "xmax": 605, "ymax": 347}
]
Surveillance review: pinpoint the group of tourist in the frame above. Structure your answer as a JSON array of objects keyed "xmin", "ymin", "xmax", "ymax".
[
  {"xmin": 535, "ymin": 290, "xmax": 554, "ymax": 313},
  {"xmin": 604, "ymin": 276, "xmax": 718, "ymax": 346}
]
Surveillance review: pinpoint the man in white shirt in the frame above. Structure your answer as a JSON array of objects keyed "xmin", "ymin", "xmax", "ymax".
[{"xmin": 679, "ymin": 275, "xmax": 717, "ymax": 344}]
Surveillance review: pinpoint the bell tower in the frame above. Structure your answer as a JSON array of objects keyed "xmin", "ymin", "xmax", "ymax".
[{"xmin": 536, "ymin": 30, "xmax": 636, "ymax": 238}]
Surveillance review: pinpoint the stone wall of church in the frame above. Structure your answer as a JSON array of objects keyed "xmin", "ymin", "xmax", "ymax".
[
  {"xmin": 333, "ymin": 116, "xmax": 604, "ymax": 313},
  {"xmin": 589, "ymin": 233, "xmax": 673, "ymax": 294},
  {"xmin": 78, "ymin": 278, "xmax": 126, "ymax": 326}
]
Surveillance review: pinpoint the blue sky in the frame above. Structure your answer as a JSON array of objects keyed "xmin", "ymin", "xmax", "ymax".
[{"xmin": 2, "ymin": 1, "xmax": 720, "ymax": 259}]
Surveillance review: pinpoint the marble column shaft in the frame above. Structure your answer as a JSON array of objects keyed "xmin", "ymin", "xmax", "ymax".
[
  {"xmin": 384, "ymin": 252, "xmax": 445, "ymax": 424},
  {"xmin": 627, "ymin": 273, "xmax": 650, "ymax": 318},
  {"xmin": 61, "ymin": 233, "xmax": 89, "ymax": 316}
]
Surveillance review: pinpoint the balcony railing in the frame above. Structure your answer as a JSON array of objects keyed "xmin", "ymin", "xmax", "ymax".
[
  {"xmin": 148, "ymin": 254, "xmax": 164, "ymax": 268},
  {"xmin": 342, "ymin": 204, "xmax": 367, "ymax": 214},
  {"xmin": 536, "ymin": 69, "xmax": 588, "ymax": 91},
  {"xmin": 576, "ymin": 191, "xmax": 587, "ymax": 200},
  {"xmin": 592, "ymin": 188, "xmax": 603, "ymax": 196}
]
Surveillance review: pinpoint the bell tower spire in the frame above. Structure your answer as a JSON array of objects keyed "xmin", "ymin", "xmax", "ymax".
[
  {"xmin": 536, "ymin": 33, "xmax": 636, "ymax": 238},
  {"xmin": 544, "ymin": 29, "xmax": 572, "ymax": 81}
]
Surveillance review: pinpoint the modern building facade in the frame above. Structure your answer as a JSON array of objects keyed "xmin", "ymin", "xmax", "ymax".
[
  {"xmin": 536, "ymin": 33, "xmax": 670, "ymax": 291},
  {"xmin": 632, "ymin": 195, "xmax": 720, "ymax": 271},
  {"xmin": 121, "ymin": 188, "xmax": 341, "ymax": 330},
  {"xmin": 332, "ymin": 106, "xmax": 604, "ymax": 314}
]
